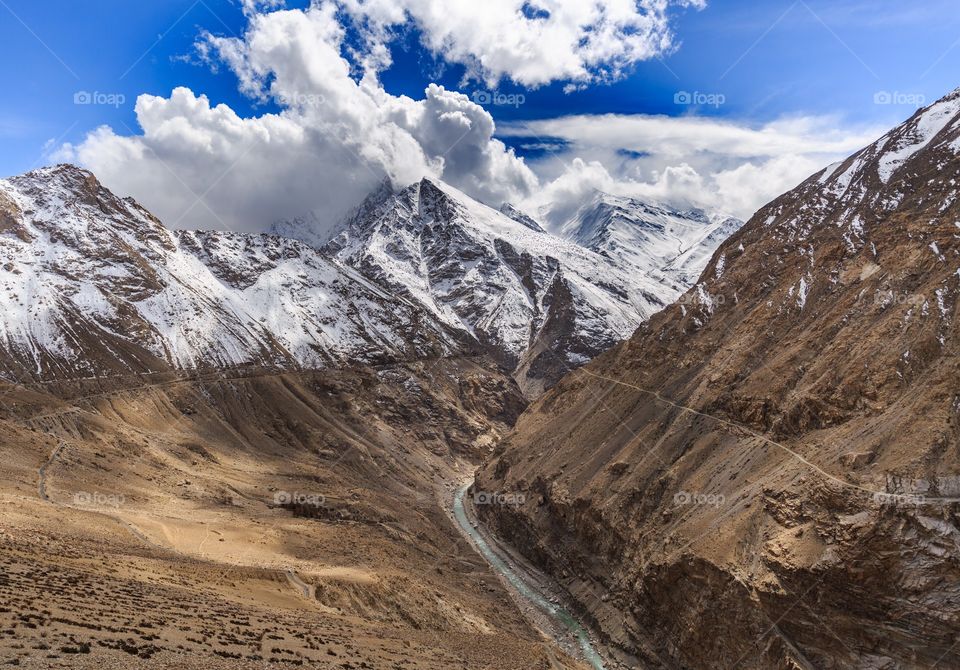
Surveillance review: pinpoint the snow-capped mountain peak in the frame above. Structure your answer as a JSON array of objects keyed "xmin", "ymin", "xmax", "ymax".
[
  {"xmin": 313, "ymin": 177, "xmax": 740, "ymax": 394},
  {"xmin": 498, "ymin": 202, "xmax": 545, "ymax": 232},
  {"xmin": 755, "ymin": 88, "xmax": 960, "ymax": 256},
  {"xmin": 0, "ymin": 165, "xmax": 459, "ymax": 380},
  {"xmin": 550, "ymin": 189, "xmax": 744, "ymax": 292},
  {"xmin": 5, "ymin": 165, "xmax": 743, "ymax": 393}
]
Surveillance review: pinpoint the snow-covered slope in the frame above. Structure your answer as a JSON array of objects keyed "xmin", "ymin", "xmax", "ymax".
[
  {"xmin": 498, "ymin": 203, "xmax": 546, "ymax": 232},
  {"xmin": 549, "ymin": 191, "xmax": 744, "ymax": 292},
  {"xmin": 770, "ymin": 87, "xmax": 960, "ymax": 248},
  {"xmin": 319, "ymin": 178, "xmax": 735, "ymax": 393},
  {"xmin": 0, "ymin": 165, "xmax": 460, "ymax": 380},
  {"xmin": 1, "ymin": 165, "xmax": 743, "ymax": 390},
  {"xmin": 326, "ymin": 179, "xmax": 646, "ymax": 363}
]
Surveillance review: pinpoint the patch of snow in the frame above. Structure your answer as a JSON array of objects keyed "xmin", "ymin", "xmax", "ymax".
[
  {"xmin": 936, "ymin": 287, "xmax": 950, "ymax": 319},
  {"xmin": 797, "ymin": 275, "xmax": 810, "ymax": 310},
  {"xmin": 877, "ymin": 97, "xmax": 960, "ymax": 183},
  {"xmin": 715, "ymin": 254, "xmax": 726, "ymax": 279},
  {"xmin": 818, "ymin": 161, "xmax": 842, "ymax": 183}
]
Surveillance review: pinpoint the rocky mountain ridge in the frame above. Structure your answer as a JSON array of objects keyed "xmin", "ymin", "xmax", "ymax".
[
  {"xmin": 1, "ymin": 165, "xmax": 742, "ymax": 395},
  {"xmin": 476, "ymin": 88, "xmax": 960, "ymax": 668},
  {"xmin": 317, "ymin": 177, "xmax": 741, "ymax": 394},
  {"xmin": 0, "ymin": 165, "xmax": 463, "ymax": 381}
]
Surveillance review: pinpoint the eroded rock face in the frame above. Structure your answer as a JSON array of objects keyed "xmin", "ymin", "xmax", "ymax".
[
  {"xmin": 477, "ymin": 89, "xmax": 960, "ymax": 668},
  {"xmin": 0, "ymin": 191, "xmax": 31, "ymax": 243}
]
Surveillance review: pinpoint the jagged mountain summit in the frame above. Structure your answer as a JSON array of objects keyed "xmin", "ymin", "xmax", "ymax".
[
  {"xmin": 0, "ymin": 165, "xmax": 740, "ymax": 392},
  {"xmin": 548, "ymin": 190, "xmax": 744, "ymax": 292},
  {"xmin": 313, "ymin": 177, "xmax": 740, "ymax": 395},
  {"xmin": 0, "ymin": 165, "xmax": 462, "ymax": 380},
  {"xmin": 498, "ymin": 202, "xmax": 546, "ymax": 232},
  {"xmin": 323, "ymin": 178, "xmax": 654, "ymax": 395},
  {"xmin": 477, "ymin": 88, "xmax": 960, "ymax": 668}
]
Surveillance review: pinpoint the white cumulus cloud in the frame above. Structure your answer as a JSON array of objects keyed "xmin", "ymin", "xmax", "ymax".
[
  {"xmin": 337, "ymin": 0, "xmax": 705, "ymax": 87},
  {"xmin": 503, "ymin": 113, "xmax": 886, "ymax": 223},
  {"xmin": 55, "ymin": 0, "xmax": 880, "ymax": 236},
  {"xmin": 58, "ymin": 4, "xmax": 539, "ymax": 233}
]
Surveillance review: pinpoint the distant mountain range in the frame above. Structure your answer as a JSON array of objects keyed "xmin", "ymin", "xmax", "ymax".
[
  {"xmin": 282, "ymin": 177, "xmax": 742, "ymax": 394},
  {"xmin": 0, "ymin": 164, "xmax": 740, "ymax": 393}
]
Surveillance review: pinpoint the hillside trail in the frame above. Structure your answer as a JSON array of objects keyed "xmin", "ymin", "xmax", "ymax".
[{"xmin": 577, "ymin": 368, "xmax": 960, "ymax": 504}]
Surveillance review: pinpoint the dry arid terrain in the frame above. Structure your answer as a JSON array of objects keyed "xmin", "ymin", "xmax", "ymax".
[
  {"xmin": 477, "ymin": 91, "xmax": 960, "ymax": 669},
  {"xmin": 6, "ymin": 1, "xmax": 960, "ymax": 668},
  {"xmin": 0, "ymin": 358, "xmax": 587, "ymax": 669}
]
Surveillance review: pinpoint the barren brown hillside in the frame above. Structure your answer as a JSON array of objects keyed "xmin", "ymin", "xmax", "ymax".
[
  {"xmin": 0, "ymin": 359, "xmax": 585, "ymax": 669},
  {"xmin": 477, "ymin": 90, "xmax": 960, "ymax": 669}
]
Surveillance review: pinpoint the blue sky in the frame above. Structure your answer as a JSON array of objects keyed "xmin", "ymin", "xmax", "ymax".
[
  {"xmin": 2, "ymin": 0, "xmax": 958, "ymax": 176},
  {"xmin": 2, "ymin": 0, "xmax": 958, "ymax": 229}
]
